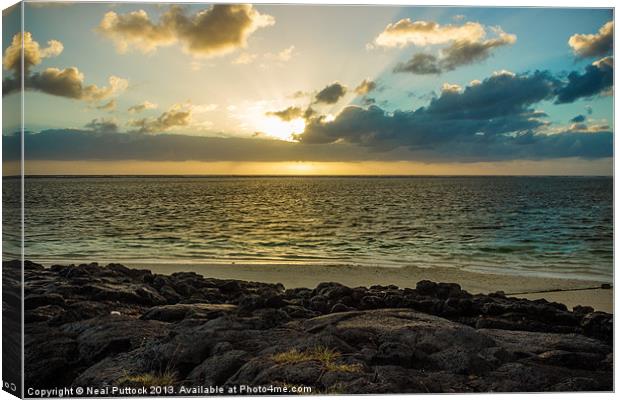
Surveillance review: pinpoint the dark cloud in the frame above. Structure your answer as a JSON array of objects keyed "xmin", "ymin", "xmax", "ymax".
[
  {"xmin": 314, "ymin": 82, "xmax": 347, "ymax": 104},
  {"xmin": 555, "ymin": 56, "xmax": 613, "ymax": 104},
  {"xmin": 97, "ymin": 4, "xmax": 274, "ymax": 57},
  {"xmin": 394, "ymin": 53, "xmax": 442, "ymax": 74},
  {"xmin": 5, "ymin": 127, "xmax": 610, "ymax": 164},
  {"xmin": 570, "ymin": 114, "xmax": 586, "ymax": 123},
  {"xmin": 129, "ymin": 104, "xmax": 192, "ymax": 133},
  {"xmin": 2, "ymin": 32, "xmax": 127, "ymax": 103},
  {"xmin": 5, "ymin": 129, "xmax": 378, "ymax": 162},
  {"xmin": 354, "ymin": 79, "xmax": 378, "ymax": 95},
  {"xmin": 22, "ymin": 68, "xmax": 128, "ymax": 101},
  {"xmin": 394, "ymin": 30, "xmax": 516, "ymax": 75},
  {"xmin": 440, "ymin": 32, "xmax": 516, "ymax": 70},
  {"xmin": 362, "ymin": 97, "xmax": 376, "ymax": 106},
  {"xmin": 85, "ymin": 118, "xmax": 119, "ymax": 133},
  {"xmin": 298, "ymin": 70, "xmax": 558, "ymax": 149},
  {"xmin": 265, "ymin": 106, "xmax": 304, "ymax": 121},
  {"xmin": 291, "ymin": 68, "xmax": 611, "ymax": 161},
  {"xmin": 569, "ymin": 21, "xmax": 613, "ymax": 59}
]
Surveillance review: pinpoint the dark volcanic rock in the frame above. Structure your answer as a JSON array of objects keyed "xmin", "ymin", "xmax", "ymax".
[
  {"xmin": 17, "ymin": 260, "xmax": 613, "ymax": 394},
  {"xmin": 141, "ymin": 303, "xmax": 237, "ymax": 322}
]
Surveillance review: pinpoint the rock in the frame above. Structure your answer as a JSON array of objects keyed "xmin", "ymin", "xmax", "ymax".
[
  {"xmin": 573, "ymin": 305, "xmax": 594, "ymax": 315},
  {"xmin": 25, "ymin": 327, "xmax": 79, "ymax": 388},
  {"xmin": 238, "ymin": 294, "xmax": 265, "ymax": 312},
  {"xmin": 73, "ymin": 349, "xmax": 147, "ymax": 387},
  {"xmin": 25, "ymin": 305, "xmax": 66, "ymax": 323},
  {"xmin": 601, "ymin": 283, "xmax": 611, "ymax": 289},
  {"xmin": 330, "ymin": 303, "xmax": 355, "ymax": 313},
  {"xmin": 16, "ymin": 260, "xmax": 614, "ymax": 393},
  {"xmin": 416, "ymin": 280, "xmax": 437, "ymax": 296},
  {"xmin": 141, "ymin": 304, "xmax": 237, "ymax": 322},
  {"xmin": 187, "ymin": 350, "xmax": 247, "ymax": 385},
  {"xmin": 25, "ymin": 293, "xmax": 65, "ymax": 310},
  {"xmin": 550, "ymin": 377, "xmax": 602, "ymax": 391},
  {"xmin": 60, "ymin": 316, "xmax": 170, "ymax": 365},
  {"xmin": 534, "ymin": 350, "xmax": 605, "ymax": 370},
  {"xmin": 282, "ymin": 305, "xmax": 319, "ymax": 319},
  {"xmin": 478, "ymin": 329, "xmax": 611, "ymax": 356},
  {"xmin": 373, "ymin": 342, "xmax": 415, "ymax": 367},
  {"xmin": 219, "ymin": 280, "xmax": 242, "ymax": 294},
  {"xmin": 580, "ymin": 312, "xmax": 613, "ymax": 343},
  {"xmin": 315, "ymin": 282, "xmax": 353, "ymax": 301}
]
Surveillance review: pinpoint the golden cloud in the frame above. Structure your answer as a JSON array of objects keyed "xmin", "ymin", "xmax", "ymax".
[
  {"xmin": 569, "ymin": 21, "xmax": 613, "ymax": 59},
  {"xmin": 97, "ymin": 4, "xmax": 275, "ymax": 58}
]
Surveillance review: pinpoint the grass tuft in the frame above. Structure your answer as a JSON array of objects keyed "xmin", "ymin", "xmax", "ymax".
[
  {"xmin": 117, "ymin": 371, "xmax": 177, "ymax": 387},
  {"xmin": 271, "ymin": 346, "xmax": 364, "ymax": 374}
]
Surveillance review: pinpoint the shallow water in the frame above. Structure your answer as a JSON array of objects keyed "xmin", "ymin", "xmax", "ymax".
[{"xmin": 3, "ymin": 176, "xmax": 613, "ymax": 281}]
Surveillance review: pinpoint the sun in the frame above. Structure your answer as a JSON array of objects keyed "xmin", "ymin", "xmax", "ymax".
[{"xmin": 260, "ymin": 116, "xmax": 305, "ymax": 141}]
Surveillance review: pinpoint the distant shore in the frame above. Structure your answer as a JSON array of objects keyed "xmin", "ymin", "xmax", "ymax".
[{"xmin": 36, "ymin": 261, "xmax": 612, "ymax": 313}]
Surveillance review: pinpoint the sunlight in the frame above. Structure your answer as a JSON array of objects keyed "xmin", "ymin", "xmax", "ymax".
[{"xmin": 259, "ymin": 116, "xmax": 305, "ymax": 141}]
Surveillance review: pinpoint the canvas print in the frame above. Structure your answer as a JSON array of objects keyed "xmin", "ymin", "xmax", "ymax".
[{"xmin": 1, "ymin": 1, "xmax": 614, "ymax": 397}]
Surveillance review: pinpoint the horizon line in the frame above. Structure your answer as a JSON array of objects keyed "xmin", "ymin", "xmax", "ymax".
[{"xmin": 3, "ymin": 174, "xmax": 614, "ymax": 178}]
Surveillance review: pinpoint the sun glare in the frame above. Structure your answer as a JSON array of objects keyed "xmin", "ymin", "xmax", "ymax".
[{"xmin": 260, "ymin": 116, "xmax": 305, "ymax": 141}]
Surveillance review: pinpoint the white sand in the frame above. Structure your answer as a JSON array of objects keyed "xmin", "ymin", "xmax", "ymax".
[{"xmin": 122, "ymin": 262, "xmax": 613, "ymax": 313}]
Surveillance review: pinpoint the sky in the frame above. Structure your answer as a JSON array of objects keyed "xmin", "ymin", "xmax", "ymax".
[{"xmin": 1, "ymin": 2, "xmax": 614, "ymax": 175}]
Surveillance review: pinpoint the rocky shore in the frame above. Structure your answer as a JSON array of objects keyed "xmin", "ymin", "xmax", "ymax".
[{"xmin": 7, "ymin": 260, "xmax": 613, "ymax": 394}]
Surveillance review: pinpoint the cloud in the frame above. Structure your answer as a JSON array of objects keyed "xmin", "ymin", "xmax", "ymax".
[
  {"xmin": 85, "ymin": 118, "xmax": 119, "ymax": 133},
  {"xmin": 440, "ymin": 29, "xmax": 516, "ymax": 69},
  {"xmin": 6, "ymin": 127, "xmax": 610, "ymax": 164},
  {"xmin": 264, "ymin": 45, "xmax": 295, "ymax": 62},
  {"xmin": 298, "ymin": 70, "xmax": 559, "ymax": 149},
  {"xmin": 24, "ymin": 68, "xmax": 128, "ymax": 101},
  {"xmin": 128, "ymin": 101, "xmax": 158, "ymax": 113},
  {"xmin": 555, "ymin": 56, "xmax": 613, "ymax": 104},
  {"xmin": 570, "ymin": 114, "xmax": 586, "ymax": 123},
  {"xmin": 96, "ymin": 99, "xmax": 117, "ymax": 111},
  {"xmin": 372, "ymin": 19, "xmax": 485, "ymax": 48},
  {"xmin": 569, "ymin": 21, "xmax": 613, "ymax": 59},
  {"xmin": 2, "ymin": 32, "xmax": 63, "ymax": 76},
  {"xmin": 97, "ymin": 4, "xmax": 274, "ymax": 58},
  {"xmin": 265, "ymin": 106, "xmax": 304, "ymax": 121},
  {"xmin": 5, "ymin": 129, "xmax": 379, "ymax": 162},
  {"xmin": 314, "ymin": 82, "xmax": 347, "ymax": 104},
  {"xmin": 394, "ymin": 27, "xmax": 516, "ymax": 75},
  {"xmin": 232, "ymin": 52, "xmax": 257, "ymax": 64},
  {"xmin": 275, "ymin": 45, "xmax": 295, "ymax": 61},
  {"xmin": 354, "ymin": 79, "xmax": 377, "ymax": 95},
  {"xmin": 394, "ymin": 53, "xmax": 442, "ymax": 74},
  {"xmin": 567, "ymin": 122, "xmax": 610, "ymax": 133},
  {"xmin": 129, "ymin": 104, "xmax": 192, "ymax": 133},
  {"xmin": 2, "ymin": 32, "xmax": 127, "ymax": 103}
]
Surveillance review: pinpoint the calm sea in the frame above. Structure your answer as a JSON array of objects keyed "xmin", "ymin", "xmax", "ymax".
[{"xmin": 2, "ymin": 176, "xmax": 613, "ymax": 282}]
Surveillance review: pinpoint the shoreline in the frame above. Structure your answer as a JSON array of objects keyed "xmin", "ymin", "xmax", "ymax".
[{"xmin": 36, "ymin": 260, "xmax": 614, "ymax": 312}]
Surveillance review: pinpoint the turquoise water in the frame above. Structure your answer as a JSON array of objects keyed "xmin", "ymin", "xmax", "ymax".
[{"xmin": 3, "ymin": 176, "xmax": 613, "ymax": 281}]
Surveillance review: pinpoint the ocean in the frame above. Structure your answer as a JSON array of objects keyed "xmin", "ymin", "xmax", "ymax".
[{"xmin": 2, "ymin": 176, "xmax": 613, "ymax": 282}]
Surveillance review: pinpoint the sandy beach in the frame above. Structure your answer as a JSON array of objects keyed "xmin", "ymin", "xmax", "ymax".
[{"xmin": 117, "ymin": 262, "xmax": 614, "ymax": 313}]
